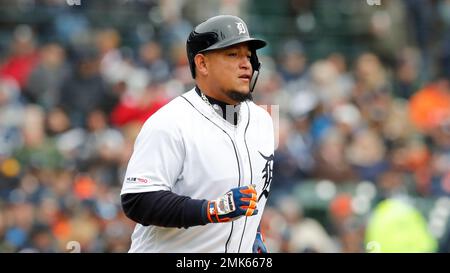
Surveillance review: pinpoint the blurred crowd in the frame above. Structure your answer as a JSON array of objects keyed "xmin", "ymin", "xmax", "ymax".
[{"xmin": 0, "ymin": 0, "xmax": 449, "ymax": 253}]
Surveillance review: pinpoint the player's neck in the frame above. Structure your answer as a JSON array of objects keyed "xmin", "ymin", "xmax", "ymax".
[
  {"xmin": 195, "ymin": 81, "xmax": 239, "ymax": 105},
  {"xmin": 195, "ymin": 86, "xmax": 240, "ymax": 125},
  {"xmin": 195, "ymin": 86, "xmax": 231, "ymax": 106}
]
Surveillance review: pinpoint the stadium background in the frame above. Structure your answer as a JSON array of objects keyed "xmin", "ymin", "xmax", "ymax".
[{"xmin": 0, "ymin": 0, "xmax": 449, "ymax": 252}]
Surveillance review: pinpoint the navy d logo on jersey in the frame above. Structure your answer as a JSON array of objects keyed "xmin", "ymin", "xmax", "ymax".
[{"xmin": 258, "ymin": 151, "xmax": 273, "ymax": 201}]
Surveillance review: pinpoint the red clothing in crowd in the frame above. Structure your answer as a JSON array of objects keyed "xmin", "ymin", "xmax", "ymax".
[
  {"xmin": 110, "ymin": 96, "xmax": 168, "ymax": 127},
  {"xmin": 0, "ymin": 52, "xmax": 39, "ymax": 88}
]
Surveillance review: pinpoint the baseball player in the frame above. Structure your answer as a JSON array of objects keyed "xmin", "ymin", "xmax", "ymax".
[{"xmin": 121, "ymin": 15, "xmax": 274, "ymax": 253}]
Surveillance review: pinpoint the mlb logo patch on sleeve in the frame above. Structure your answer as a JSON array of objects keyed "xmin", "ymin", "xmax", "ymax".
[{"xmin": 126, "ymin": 177, "xmax": 150, "ymax": 184}]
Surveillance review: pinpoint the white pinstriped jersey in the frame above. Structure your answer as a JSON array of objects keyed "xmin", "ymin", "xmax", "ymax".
[{"xmin": 120, "ymin": 88, "xmax": 274, "ymax": 253}]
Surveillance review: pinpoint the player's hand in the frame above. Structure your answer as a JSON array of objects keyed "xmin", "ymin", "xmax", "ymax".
[
  {"xmin": 206, "ymin": 185, "xmax": 258, "ymax": 223},
  {"xmin": 252, "ymin": 229, "xmax": 267, "ymax": 253}
]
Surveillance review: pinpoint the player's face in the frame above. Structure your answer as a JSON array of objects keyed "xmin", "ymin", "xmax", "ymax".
[{"xmin": 205, "ymin": 43, "xmax": 253, "ymax": 104}]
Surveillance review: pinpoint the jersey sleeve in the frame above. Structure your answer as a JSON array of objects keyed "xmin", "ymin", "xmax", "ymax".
[{"xmin": 121, "ymin": 114, "xmax": 185, "ymax": 195}]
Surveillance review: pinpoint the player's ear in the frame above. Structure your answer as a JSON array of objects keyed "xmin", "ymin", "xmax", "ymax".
[{"xmin": 194, "ymin": 54, "xmax": 208, "ymax": 77}]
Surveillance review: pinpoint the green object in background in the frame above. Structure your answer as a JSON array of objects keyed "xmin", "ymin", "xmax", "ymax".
[{"xmin": 365, "ymin": 199, "xmax": 437, "ymax": 253}]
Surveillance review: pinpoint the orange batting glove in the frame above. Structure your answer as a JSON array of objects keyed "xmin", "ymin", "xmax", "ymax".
[{"xmin": 206, "ymin": 185, "xmax": 258, "ymax": 223}]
